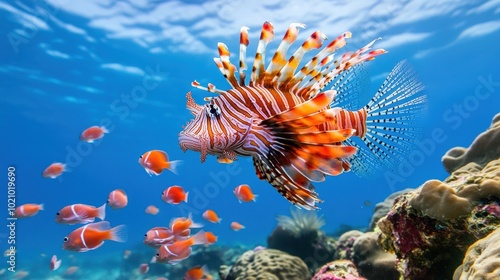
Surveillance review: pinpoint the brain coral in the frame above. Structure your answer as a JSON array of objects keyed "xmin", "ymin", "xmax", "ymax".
[
  {"xmin": 453, "ymin": 227, "xmax": 500, "ymax": 280},
  {"xmin": 443, "ymin": 113, "xmax": 500, "ymax": 173},
  {"xmin": 220, "ymin": 249, "xmax": 310, "ymax": 280}
]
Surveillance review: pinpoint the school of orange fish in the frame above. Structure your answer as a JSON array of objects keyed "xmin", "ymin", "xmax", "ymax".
[{"xmin": 15, "ymin": 125, "xmax": 258, "ymax": 279}]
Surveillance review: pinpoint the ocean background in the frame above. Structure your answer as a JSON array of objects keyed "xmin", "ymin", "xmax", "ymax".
[{"xmin": 1, "ymin": 0, "xmax": 500, "ymax": 278}]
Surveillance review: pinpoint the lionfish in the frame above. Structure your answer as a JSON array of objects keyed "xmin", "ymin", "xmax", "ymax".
[{"xmin": 178, "ymin": 22, "xmax": 426, "ymax": 210}]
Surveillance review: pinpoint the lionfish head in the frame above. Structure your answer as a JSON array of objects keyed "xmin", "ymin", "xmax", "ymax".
[{"xmin": 178, "ymin": 92, "xmax": 226, "ymax": 163}]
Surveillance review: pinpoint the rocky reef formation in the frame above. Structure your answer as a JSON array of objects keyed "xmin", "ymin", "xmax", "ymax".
[
  {"xmin": 311, "ymin": 260, "xmax": 366, "ymax": 280},
  {"xmin": 352, "ymin": 232, "xmax": 399, "ymax": 280},
  {"xmin": 442, "ymin": 113, "xmax": 500, "ymax": 173},
  {"xmin": 368, "ymin": 188, "xmax": 413, "ymax": 231},
  {"xmin": 377, "ymin": 113, "xmax": 500, "ymax": 280},
  {"xmin": 268, "ymin": 209, "xmax": 337, "ymax": 274},
  {"xmin": 453, "ymin": 226, "xmax": 500, "ymax": 279},
  {"xmin": 219, "ymin": 249, "xmax": 310, "ymax": 280}
]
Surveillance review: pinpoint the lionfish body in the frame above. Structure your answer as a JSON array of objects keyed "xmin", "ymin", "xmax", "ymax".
[{"xmin": 179, "ymin": 22, "xmax": 426, "ymax": 210}]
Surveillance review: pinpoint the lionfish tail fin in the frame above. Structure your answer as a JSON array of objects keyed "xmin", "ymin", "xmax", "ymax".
[{"xmin": 349, "ymin": 60, "xmax": 427, "ymax": 176}]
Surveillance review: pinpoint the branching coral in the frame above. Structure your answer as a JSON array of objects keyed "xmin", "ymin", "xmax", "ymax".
[{"xmin": 276, "ymin": 208, "xmax": 325, "ymax": 237}]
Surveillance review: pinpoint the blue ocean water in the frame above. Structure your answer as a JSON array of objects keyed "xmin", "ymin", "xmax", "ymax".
[{"xmin": 1, "ymin": 0, "xmax": 500, "ymax": 278}]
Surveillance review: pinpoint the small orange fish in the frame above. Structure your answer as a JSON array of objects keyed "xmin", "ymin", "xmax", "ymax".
[
  {"xmin": 138, "ymin": 150, "xmax": 181, "ymax": 176},
  {"xmin": 139, "ymin": 263, "xmax": 149, "ymax": 274},
  {"xmin": 64, "ymin": 266, "xmax": 78, "ymax": 276},
  {"xmin": 14, "ymin": 203, "xmax": 44, "ymax": 218},
  {"xmin": 204, "ymin": 232, "xmax": 217, "ymax": 245},
  {"xmin": 123, "ymin": 249, "xmax": 131, "ymax": 259},
  {"xmin": 184, "ymin": 264, "xmax": 212, "ymax": 280},
  {"xmin": 144, "ymin": 227, "xmax": 175, "ymax": 248},
  {"xmin": 156, "ymin": 230, "xmax": 207, "ymax": 265},
  {"xmin": 42, "ymin": 162, "xmax": 66, "ymax": 179},
  {"xmin": 80, "ymin": 126, "xmax": 109, "ymax": 143},
  {"xmin": 145, "ymin": 205, "xmax": 159, "ymax": 215},
  {"xmin": 230, "ymin": 221, "xmax": 245, "ymax": 231},
  {"xmin": 63, "ymin": 221, "xmax": 127, "ymax": 252},
  {"xmin": 107, "ymin": 189, "xmax": 128, "ymax": 209},
  {"xmin": 13, "ymin": 270, "xmax": 29, "ymax": 279},
  {"xmin": 233, "ymin": 184, "xmax": 257, "ymax": 202},
  {"xmin": 55, "ymin": 203, "xmax": 106, "ymax": 224},
  {"xmin": 162, "ymin": 185, "xmax": 188, "ymax": 204},
  {"xmin": 202, "ymin": 210, "xmax": 221, "ymax": 223},
  {"xmin": 216, "ymin": 155, "xmax": 233, "ymax": 164},
  {"xmin": 170, "ymin": 214, "xmax": 203, "ymax": 238},
  {"xmin": 50, "ymin": 255, "xmax": 61, "ymax": 271}
]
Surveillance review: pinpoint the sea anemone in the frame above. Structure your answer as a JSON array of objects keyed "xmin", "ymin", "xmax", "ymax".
[{"xmin": 276, "ymin": 208, "xmax": 325, "ymax": 237}]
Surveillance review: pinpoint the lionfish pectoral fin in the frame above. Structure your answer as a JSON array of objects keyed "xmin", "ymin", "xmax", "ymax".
[{"xmin": 252, "ymin": 155, "xmax": 321, "ymax": 210}]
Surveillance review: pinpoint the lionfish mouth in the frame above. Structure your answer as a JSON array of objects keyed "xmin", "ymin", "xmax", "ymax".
[{"xmin": 178, "ymin": 131, "xmax": 208, "ymax": 162}]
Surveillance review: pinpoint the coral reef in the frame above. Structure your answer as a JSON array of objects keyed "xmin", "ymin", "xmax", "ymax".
[
  {"xmin": 351, "ymin": 232, "xmax": 399, "ymax": 280},
  {"xmin": 443, "ymin": 112, "xmax": 500, "ymax": 173},
  {"xmin": 377, "ymin": 113, "xmax": 500, "ymax": 280},
  {"xmin": 453, "ymin": 227, "xmax": 500, "ymax": 280},
  {"xmin": 311, "ymin": 260, "xmax": 366, "ymax": 280},
  {"xmin": 268, "ymin": 209, "xmax": 336, "ymax": 273},
  {"xmin": 336, "ymin": 230, "xmax": 363, "ymax": 260},
  {"xmin": 219, "ymin": 249, "xmax": 310, "ymax": 280},
  {"xmin": 368, "ymin": 188, "xmax": 413, "ymax": 231}
]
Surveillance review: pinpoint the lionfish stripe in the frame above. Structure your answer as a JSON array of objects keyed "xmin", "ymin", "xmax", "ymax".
[
  {"xmin": 251, "ymin": 21, "xmax": 274, "ymax": 86},
  {"xmin": 263, "ymin": 90, "xmax": 335, "ymax": 125}
]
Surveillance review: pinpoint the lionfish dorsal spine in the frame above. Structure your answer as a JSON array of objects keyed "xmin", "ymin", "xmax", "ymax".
[
  {"xmin": 265, "ymin": 23, "xmax": 305, "ymax": 86},
  {"xmin": 238, "ymin": 26, "xmax": 250, "ymax": 86},
  {"xmin": 250, "ymin": 21, "xmax": 274, "ymax": 86},
  {"xmin": 216, "ymin": 43, "xmax": 239, "ymax": 88},
  {"xmin": 276, "ymin": 30, "xmax": 327, "ymax": 88}
]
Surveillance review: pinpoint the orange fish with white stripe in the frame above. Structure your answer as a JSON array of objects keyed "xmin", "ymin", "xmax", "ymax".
[
  {"xmin": 107, "ymin": 189, "xmax": 128, "ymax": 209},
  {"xmin": 178, "ymin": 21, "xmax": 426, "ymax": 210},
  {"xmin": 14, "ymin": 203, "xmax": 44, "ymax": 218},
  {"xmin": 155, "ymin": 230, "xmax": 207, "ymax": 265},
  {"xmin": 55, "ymin": 203, "xmax": 106, "ymax": 224},
  {"xmin": 62, "ymin": 221, "xmax": 127, "ymax": 252},
  {"xmin": 233, "ymin": 184, "xmax": 257, "ymax": 202}
]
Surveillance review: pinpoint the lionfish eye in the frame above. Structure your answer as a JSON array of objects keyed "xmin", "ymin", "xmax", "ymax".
[
  {"xmin": 56, "ymin": 212, "xmax": 60, "ymax": 215},
  {"xmin": 63, "ymin": 237, "xmax": 68, "ymax": 242},
  {"xmin": 139, "ymin": 155, "xmax": 143, "ymax": 159},
  {"xmin": 144, "ymin": 233, "xmax": 148, "ymax": 237},
  {"xmin": 156, "ymin": 253, "xmax": 160, "ymax": 257},
  {"xmin": 205, "ymin": 103, "xmax": 220, "ymax": 117}
]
